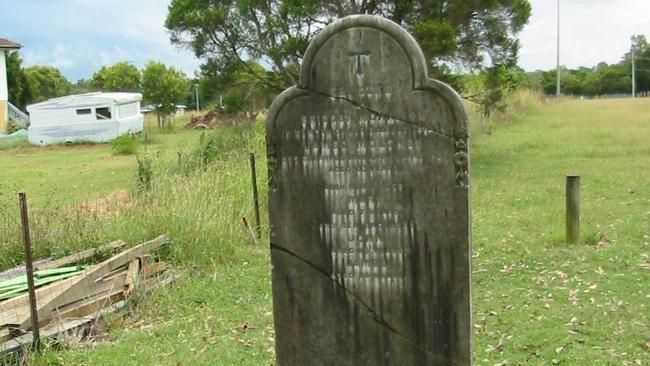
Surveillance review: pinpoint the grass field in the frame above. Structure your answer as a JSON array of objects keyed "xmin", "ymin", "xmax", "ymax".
[
  {"xmin": 0, "ymin": 115, "xmax": 202, "ymax": 206},
  {"xmin": 471, "ymin": 98, "xmax": 649, "ymax": 364},
  {"xmin": 1, "ymin": 98, "xmax": 648, "ymax": 365}
]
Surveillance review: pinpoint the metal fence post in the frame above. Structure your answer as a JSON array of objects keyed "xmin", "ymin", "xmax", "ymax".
[{"xmin": 19, "ymin": 192, "xmax": 40, "ymax": 349}]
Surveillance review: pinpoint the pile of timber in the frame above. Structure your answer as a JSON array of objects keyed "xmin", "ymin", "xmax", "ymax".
[
  {"xmin": 185, "ymin": 110, "xmax": 256, "ymax": 129},
  {"xmin": 185, "ymin": 110, "xmax": 218, "ymax": 129},
  {"xmin": 0, "ymin": 234, "xmax": 171, "ymax": 355}
]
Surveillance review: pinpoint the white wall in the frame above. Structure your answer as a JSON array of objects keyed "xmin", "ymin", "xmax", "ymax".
[
  {"xmin": 0, "ymin": 51, "xmax": 7, "ymax": 134},
  {"xmin": 0, "ymin": 51, "xmax": 7, "ymax": 101},
  {"xmin": 29, "ymin": 107, "xmax": 111, "ymax": 127},
  {"xmin": 29, "ymin": 108, "xmax": 77, "ymax": 127}
]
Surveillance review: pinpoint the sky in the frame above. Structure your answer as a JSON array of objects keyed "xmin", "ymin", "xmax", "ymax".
[
  {"xmin": 0, "ymin": 0, "xmax": 201, "ymax": 81},
  {"xmin": 518, "ymin": 0, "xmax": 650, "ymax": 71},
  {"xmin": 1, "ymin": 0, "xmax": 650, "ymax": 81}
]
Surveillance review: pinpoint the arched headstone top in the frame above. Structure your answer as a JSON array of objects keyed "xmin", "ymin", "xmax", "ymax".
[
  {"xmin": 300, "ymin": 15, "xmax": 427, "ymax": 88},
  {"xmin": 293, "ymin": 14, "xmax": 468, "ymax": 139}
]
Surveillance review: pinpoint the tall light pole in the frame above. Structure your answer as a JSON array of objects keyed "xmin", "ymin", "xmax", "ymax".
[
  {"xmin": 632, "ymin": 41, "xmax": 636, "ymax": 98},
  {"xmin": 556, "ymin": 0, "xmax": 561, "ymax": 97}
]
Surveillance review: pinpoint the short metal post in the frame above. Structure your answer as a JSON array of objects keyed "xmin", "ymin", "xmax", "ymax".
[
  {"xmin": 566, "ymin": 174, "xmax": 580, "ymax": 244},
  {"xmin": 19, "ymin": 192, "xmax": 40, "ymax": 349},
  {"xmin": 249, "ymin": 153, "xmax": 261, "ymax": 238}
]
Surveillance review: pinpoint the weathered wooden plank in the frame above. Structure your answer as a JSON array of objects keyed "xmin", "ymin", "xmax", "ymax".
[
  {"xmin": 36, "ymin": 240, "xmax": 125, "ymax": 271},
  {"xmin": 101, "ymin": 264, "xmax": 130, "ymax": 281},
  {"xmin": 0, "ymin": 300, "xmax": 126, "ymax": 356},
  {"xmin": 0, "ymin": 328, "xmax": 9, "ymax": 343},
  {"xmin": 0, "ymin": 275, "xmax": 81, "ymax": 326},
  {"xmin": 40, "ymin": 272, "xmax": 127, "ymax": 326},
  {"xmin": 1, "ymin": 272, "xmax": 127, "ymax": 327},
  {"xmin": 20, "ymin": 234, "xmax": 169, "ymax": 330},
  {"xmin": 46, "ymin": 288, "xmax": 124, "ymax": 326}
]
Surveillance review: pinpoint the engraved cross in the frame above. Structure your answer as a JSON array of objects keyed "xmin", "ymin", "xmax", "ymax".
[{"xmin": 347, "ymin": 35, "xmax": 371, "ymax": 76}]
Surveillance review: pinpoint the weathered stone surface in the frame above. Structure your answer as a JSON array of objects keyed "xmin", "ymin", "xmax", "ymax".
[{"xmin": 266, "ymin": 15, "xmax": 471, "ymax": 366}]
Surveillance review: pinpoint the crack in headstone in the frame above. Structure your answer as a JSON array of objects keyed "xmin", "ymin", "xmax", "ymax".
[
  {"xmin": 304, "ymin": 87, "xmax": 456, "ymax": 140},
  {"xmin": 271, "ymin": 241, "xmax": 445, "ymax": 361}
]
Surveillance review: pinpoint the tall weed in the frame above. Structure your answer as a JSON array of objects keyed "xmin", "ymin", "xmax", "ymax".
[
  {"xmin": 466, "ymin": 89, "xmax": 544, "ymax": 139},
  {"xmin": 0, "ymin": 117, "xmax": 267, "ymax": 272},
  {"xmin": 136, "ymin": 154, "xmax": 154, "ymax": 193}
]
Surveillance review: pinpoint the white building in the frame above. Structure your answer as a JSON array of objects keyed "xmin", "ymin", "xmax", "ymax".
[
  {"xmin": 0, "ymin": 38, "xmax": 22, "ymax": 135},
  {"xmin": 27, "ymin": 92, "xmax": 144, "ymax": 145}
]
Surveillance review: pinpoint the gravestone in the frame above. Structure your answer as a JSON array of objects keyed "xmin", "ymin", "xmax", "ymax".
[{"xmin": 266, "ymin": 15, "xmax": 471, "ymax": 366}]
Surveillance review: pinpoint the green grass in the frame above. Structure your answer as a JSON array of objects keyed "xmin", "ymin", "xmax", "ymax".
[
  {"xmin": 471, "ymin": 98, "xmax": 649, "ymax": 365},
  {"xmin": 0, "ymin": 115, "xmax": 203, "ymax": 206},
  {"xmin": 13, "ymin": 118, "xmax": 274, "ymax": 366},
  {"xmin": 1, "ymin": 98, "xmax": 648, "ymax": 365}
]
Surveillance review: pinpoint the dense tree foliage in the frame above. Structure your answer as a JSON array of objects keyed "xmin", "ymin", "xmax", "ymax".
[
  {"xmin": 141, "ymin": 61, "xmax": 189, "ymax": 128},
  {"xmin": 5, "ymin": 51, "xmax": 32, "ymax": 110},
  {"xmin": 197, "ymin": 59, "xmax": 276, "ymax": 114},
  {"xmin": 23, "ymin": 66, "xmax": 71, "ymax": 103},
  {"xmin": 70, "ymin": 78, "xmax": 97, "ymax": 95},
  {"xmin": 537, "ymin": 63, "xmax": 630, "ymax": 96},
  {"xmin": 165, "ymin": 0, "xmax": 532, "ymax": 110},
  {"xmin": 91, "ymin": 61, "xmax": 141, "ymax": 92}
]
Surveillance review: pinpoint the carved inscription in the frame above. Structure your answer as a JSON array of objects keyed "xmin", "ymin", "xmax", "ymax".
[{"xmin": 280, "ymin": 109, "xmax": 441, "ymax": 292}]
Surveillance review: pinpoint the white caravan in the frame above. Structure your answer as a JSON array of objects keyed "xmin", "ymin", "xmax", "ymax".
[{"xmin": 27, "ymin": 92, "xmax": 144, "ymax": 145}]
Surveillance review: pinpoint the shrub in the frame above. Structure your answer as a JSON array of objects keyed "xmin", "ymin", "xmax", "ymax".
[{"xmin": 111, "ymin": 134, "xmax": 138, "ymax": 155}]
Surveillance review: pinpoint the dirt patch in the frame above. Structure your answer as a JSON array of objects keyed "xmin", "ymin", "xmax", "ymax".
[{"xmin": 74, "ymin": 190, "xmax": 131, "ymax": 218}]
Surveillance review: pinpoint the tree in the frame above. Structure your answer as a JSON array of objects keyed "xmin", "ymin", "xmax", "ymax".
[
  {"xmin": 70, "ymin": 78, "xmax": 97, "ymax": 95},
  {"xmin": 539, "ymin": 63, "xmax": 632, "ymax": 97},
  {"xmin": 194, "ymin": 57, "xmax": 241, "ymax": 109},
  {"xmin": 24, "ymin": 66, "xmax": 71, "ymax": 103},
  {"xmin": 197, "ymin": 59, "xmax": 276, "ymax": 114},
  {"xmin": 595, "ymin": 65, "xmax": 629, "ymax": 95},
  {"xmin": 5, "ymin": 51, "xmax": 32, "ymax": 110},
  {"xmin": 91, "ymin": 61, "xmax": 141, "ymax": 92},
  {"xmin": 165, "ymin": 0, "xmax": 532, "ymax": 109},
  {"xmin": 141, "ymin": 60, "xmax": 189, "ymax": 128}
]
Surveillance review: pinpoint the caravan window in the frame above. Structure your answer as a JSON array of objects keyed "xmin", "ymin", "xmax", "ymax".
[
  {"xmin": 96, "ymin": 107, "xmax": 112, "ymax": 120},
  {"xmin": 76, "ymin": 108, "xmax": 91, "ymax": 115}
]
